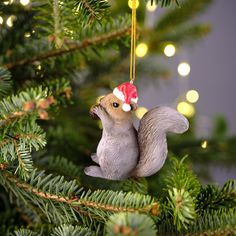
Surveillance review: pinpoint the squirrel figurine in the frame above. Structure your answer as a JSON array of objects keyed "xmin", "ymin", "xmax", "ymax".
[{"xmin": 85, "ymin": 82, "xmax": 189, "ymax": 180}]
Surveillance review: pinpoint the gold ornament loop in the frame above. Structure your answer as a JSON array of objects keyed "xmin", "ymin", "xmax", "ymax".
[{"xmin": 129, "ymin": 0, "xmax": 137, "ymax": 84}]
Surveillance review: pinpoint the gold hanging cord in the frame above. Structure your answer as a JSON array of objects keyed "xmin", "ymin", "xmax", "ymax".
[{"xmin": 130, "ymin": 0, "xmax": 137, "ymax": 84}]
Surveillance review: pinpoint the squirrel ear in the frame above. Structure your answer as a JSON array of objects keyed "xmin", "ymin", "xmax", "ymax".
[{"xmin": 130, "ymin": 103, "xmax": 138, "ymax": 111}]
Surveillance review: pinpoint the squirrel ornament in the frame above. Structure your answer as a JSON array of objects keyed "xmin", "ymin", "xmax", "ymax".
[{"xmin": 85, "ymin": 82, "xmax": 189, "ymax": 180}]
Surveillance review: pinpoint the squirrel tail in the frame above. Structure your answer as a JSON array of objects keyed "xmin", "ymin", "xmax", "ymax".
[{"xmin": 132, "ymin": 106, "xmax": 189, "ymax": 177}]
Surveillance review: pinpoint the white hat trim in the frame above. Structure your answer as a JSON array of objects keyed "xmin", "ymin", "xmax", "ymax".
[
  {"xmin": 113, "ymin": 88, "xmax": 125, "ymax": 102},
  {"xmin": 131, "ymin": 97, "xmax": 138, "ymax": 103}
]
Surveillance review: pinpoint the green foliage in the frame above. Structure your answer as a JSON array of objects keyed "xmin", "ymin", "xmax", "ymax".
[
  {"xmin": 75, "ymin": 0, "xmax": 110, "ymax": 24},
  {"xmin": 34, "ymin": 0, "xmax": 109, "ymax": 39},
  {"xmin": 196, "ymin": 180, "xmax": 236, "ymax": 213},
  {"xmin": 150, "ymin": 0, "xmax": 179, "ymax": 7},
  {"xmin": 164, "ymin": 157, "xmax": 201, "ymax": 198},
  {"xmin": 212, "ymin": 116, "xmax": 228, "ymax": 138},
  {"xmin": 51, "ymin": 224, "xmax": 94, "ymax": 236},
  {"xmin": 156, "ymin": 0, "xmax": 213, "ymax": 31},
  {"xmin": 0, "ymin": 169, "xmax": 159, "ymax": 227},
  {"xmin": 12, "ymin": 229, "xmax": 38, "ymax": 236},
  {"xmin": 0, "ymin": 170, "xmax": 80, "ymax": 224},
  {"xmin": 0, "ymin": 79, "xmax": 70, "ymax": 180},
  {"xmin": 155, "ymin": 157, "xmax": 201, "ymax": 231},
  {"xmin": 158, "ymin": 24, "xmax": 211, "ymax": 45},
  {"xmin": 168, "ymin": 188, "xmax": 196, "ymax": 230},
  {"xmin": 105, "ymin": 212, "xmax": 157, "ymax": 236},
  {"xmin": 0, "ymin": 67, "xmax": 12, "ymax": 98},
  {"xmin": 43, "ymin": 156, "xmax": 83, "ymax": 180}
]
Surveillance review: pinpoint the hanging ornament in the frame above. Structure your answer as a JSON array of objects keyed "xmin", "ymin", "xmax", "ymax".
[{"xmin": 85, "ymin": 0, "xmax": 189, "ymax": 180}]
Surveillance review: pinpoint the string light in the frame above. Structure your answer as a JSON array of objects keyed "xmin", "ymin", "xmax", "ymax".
[
  {"xmin": 201, "ymin": 140, "xmax": 208, "ymax": 149},
  {"xmin": 128, "ymin": 0, "xmax": 139, "ymax": 9},
  {"xmin": 4, "ymin": 1, "xmax": 15, "ymax": 5},
  {"xmin": 0, "ymin": 17, "xmax": 3, "ymax": 25},
  {"xmin": 177, "ymin": 102, "xmax": 195, "ymax": 118},
  {"xmin": 136, "ymin": 43, "xmax": 148, "ymax": 58},
  {"xmin": 6, "ymin": 15, "xmax": 16, "ymax": 27},
  {"xmin": 164, "ymin": 44, "xmax": 176, "ymax": 57},
  {"xmin": 186, "ymin": 90, "xmax": 199, "ymax": 103},
  {"xmin": 24, "ymin": 32, "xmax": 31, "ymax": 38},
  {"xmin": 146, "ymin": 0, "xmax": 158, "ymax": 11},
  {"xmin": 178, "ymin": 62, "xmax": 191, "ymax": 77},
  {"xmin": 135, "ymin": 107, "xmax": 148, "ymax": 119},
  {"xmin": 20, "ymin": 0, "xmax": 30, "ymax": 6}
]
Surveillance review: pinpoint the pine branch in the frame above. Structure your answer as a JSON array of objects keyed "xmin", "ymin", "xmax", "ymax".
[
  {"xmin": 164, "ymin": 157, "xmax": 201, "ymax": 199},
  {"xmin": 186, "ymin": 208, "xmax": 236, "ymax": 236},
  {"xmin": 156, "ymin": 24, "xmax": 211, "ymax": 45},
  {"xmin": 156, "ymin": 0, "xmax": 213, "ymax": 31},
  {"xmin": 0, "ymin": 81, "xmax": 70, "ymax": 128},
  {"xmin": 0, "ymin": 67, "xmax": 12, "ymax": 99},
  {"xmin": 105, "ymin": 212, "xmax": 157, "ymax": 235},
  {"xmin": 196, "ymin": 180, "xmax": 236, "ymax": 213},
  {"xmin": 13, "ymin": 140, "xmax": 34, "ymax": 181},
  {"xmin": 3, "ymin": 25, "xmax": 130, "ymax": 69},
  {"xmin": 11, "ymin": 224, "xmax": 95, "ymax": 236},
  {"xmin": 51, "ymin": 224, "xmax": 95, "ymax": 236},
  {"xmin": 168, "ymin": 188, "xmax": 196, "ymax": 231},
  {"xmin": 151, "ymin": 0, "xmax": 179, "ymax": 7},
  {"xmin": 75, "ymin": 0, "xmax": 110, "ymax": 24},
  {"xmin": 158, "ymin": 157, "xmax": 201, "ymax": 231},
  {"xmin": 42, "ymin": 156, "xmax": 83, "ymax": 179},
  {"xmin": 0, "ymin": 170, "xmax": 160, "ymax": 225},
  {"xmin": 12, "ymin": 229, "xmax": 38, "ymax": 236}
]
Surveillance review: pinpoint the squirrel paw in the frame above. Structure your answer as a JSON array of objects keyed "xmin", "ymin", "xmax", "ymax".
[
  {"xmin": 89, "ymin": 105, "xmax": 104, "ymax": 120},
  {"xmin": 84, "ymin": 165, "xmax": 104, "ymax": 178}
]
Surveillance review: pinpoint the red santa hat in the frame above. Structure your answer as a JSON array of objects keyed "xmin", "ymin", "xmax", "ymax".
[{"xmin": 113, "ymin": 82, "xmax": 138, "ymax": 112}]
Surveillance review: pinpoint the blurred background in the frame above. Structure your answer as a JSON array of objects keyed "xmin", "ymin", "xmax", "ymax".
[{"xmin": 137, "ymin": 0, "xmax": 236, "ymax": 184}]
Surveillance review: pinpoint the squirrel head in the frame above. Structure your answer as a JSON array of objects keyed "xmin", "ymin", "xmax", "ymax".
[{"xmin": 92, "ymin": 93, "xmax": 137, "ymax": 122}]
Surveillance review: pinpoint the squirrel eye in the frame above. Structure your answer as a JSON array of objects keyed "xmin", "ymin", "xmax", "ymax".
[{"xmin": 112, "ymin": 102, "xmax": 119, "ymax": 108}]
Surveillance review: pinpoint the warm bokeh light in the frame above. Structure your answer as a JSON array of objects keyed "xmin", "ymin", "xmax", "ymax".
[
  {"xmin": 146, "ymin": 0, "xmax": 158, "ymax": 11},
  {"xmin": 6, "ymin": 15, "xmax": 16, "ymax": 27},
  {"xmin": 164, "ymin": 44, "xmax": 176, "ymax": 57},
  {"xmin": 128, "ymin": 0, "xmax": 139, "ymax": 9},
  {"xmin": 136, "ymin": 43, "xmax": 148, "ymax": 58},
  {"xmin": 186, "ymin": 90, "xmax": 199, "ymax": 103},
  {"xmin": 24, "ymin": 32, "xmax": 31, "ymax": 38},
  {"xmin": 20, "ymin": 0, "xmax": 30, "ymax": 6},
  {"xmin": 3, "ymin": 1, "xmax": 10, "ymax": 5},
  {"xmin": 177, "ymin": 102, "xmax": 195, "ymax": 118},
  {"xmin": 0, "ymin": 17, "xmax": 3, "ymax": 25},
  {"xmin": 135, "ymin": 107, "xmax": 148, "ymax": 119},
  {"xmin": 178, "ymin": 62, "xmax": 191, "ymax": 77},
  {"xmin": 201, "ymin": 140, "xmax": 208, "ymax": 149}
]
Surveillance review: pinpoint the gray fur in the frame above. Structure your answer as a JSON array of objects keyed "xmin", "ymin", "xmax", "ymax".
[
  {"xmin": 84, "ymin": 105, "xmax": 139, "ymax": 180},
  {"xmin": 85, "ymin": 106, "xmax": 189, "ymax": 180},
  {"xmin": 133, "ymin": 106, "xmax": 189, "ymax": 177}
]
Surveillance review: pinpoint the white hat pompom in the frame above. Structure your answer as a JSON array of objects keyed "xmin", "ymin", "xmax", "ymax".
[{"xmin": 122, "ymin": 103, "xmax": 131, "ymax": 112}]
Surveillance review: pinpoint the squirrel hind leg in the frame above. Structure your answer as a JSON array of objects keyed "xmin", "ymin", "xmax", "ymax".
[{"xmin": 84, "ymin": 165, "xmax": 105, "ymax": 179}]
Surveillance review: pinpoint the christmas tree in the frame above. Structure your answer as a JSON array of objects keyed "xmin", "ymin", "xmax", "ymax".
[{"xmin": 0, "ymin": 0, "xmax": 235, "ymax": 235}]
